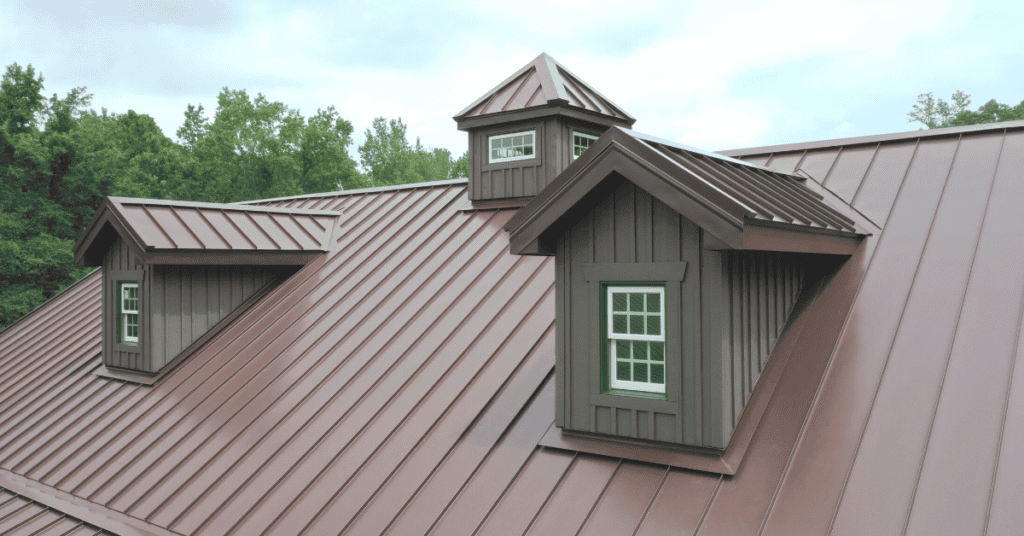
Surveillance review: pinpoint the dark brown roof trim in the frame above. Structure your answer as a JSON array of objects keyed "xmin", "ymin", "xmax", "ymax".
[
  {"xmin": 719, "ymin": 119, "xmax": 1024, "ymax": 157},
  {"xmin": 455, "ymin": 103, "xmax": 633, "ymax": 131}
]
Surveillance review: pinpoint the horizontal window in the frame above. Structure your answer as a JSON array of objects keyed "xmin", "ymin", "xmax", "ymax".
[{"xmin": 489, "ymin": 131, "xmax": 535, "ymax": 163}]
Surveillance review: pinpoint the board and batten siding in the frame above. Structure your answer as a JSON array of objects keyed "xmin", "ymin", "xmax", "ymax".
[
  {"xmin": 468, "ymin": 117, "xmax": 610, "ymax": 203},
  {"xmin": 556, "ymin": 180, "xmax": 806, "ymax": 450},
  {"xmin": 102, "ymin": 236, "xmax": 281, "ymax": 374}
]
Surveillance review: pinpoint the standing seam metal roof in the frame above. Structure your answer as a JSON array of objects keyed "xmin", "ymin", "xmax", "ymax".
[{"xmin": 3, "ymin": 122, "xmax": 1024, "ymax": 535}]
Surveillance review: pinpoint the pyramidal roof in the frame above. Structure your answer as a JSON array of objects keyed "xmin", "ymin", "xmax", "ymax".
[{"xmin": 454, "ymin": 52, "xmax": 635, "ymax": 126}]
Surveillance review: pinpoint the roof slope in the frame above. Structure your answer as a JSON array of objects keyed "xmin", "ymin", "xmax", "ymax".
[
  {"xmin": 3, "ymin": 122, "xmax": 1024, "ymax": 535},
  {"xmin": 0, "ymin": 487, "xmax": 113, "ymax": 535},
  {"xmin": 74, "ymin": 197, "xmax": 340, "ymax": 266},
  {"xmin": 454, "ymin": 52, "xmax": 634, "ymax": 125}
]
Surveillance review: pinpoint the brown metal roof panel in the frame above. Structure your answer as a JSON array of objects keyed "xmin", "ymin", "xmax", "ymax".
[
  {"xmin": 987, "ymin": 336, "xmax": 1024, "ymax": 535},
  {"xmin": 198, "ymin": 209, "xmax": 255, "ymax": 249},
  {"xmin": 522, "ymin": 455, "xmax": 620, "ymax": 536},
  {"xmin": 764, "ymin": 152, "xmax": 803, "ymax": 173},
  {"xmin": 633, "ymin": 470, "xmax": 722, "ymax": 536},
  {"xmin": 819, "ymin": 144, "xmax": 876, "ymax": 203},
  {"xmin": 851, "ymin": 139, "xmax": 919, "ymax": 227},
  {"xmin": 472, "ymin": 448, "xmax": 575, "ymax": 536},
  {"xmin": 222, "ymin": 253, "xmax": 549, "ymax": 535},
  {"xmin": 757, "ymin": 135, "xmax": 971, "ymax": 536},
  {"xmin": 116, "ymin": 204, "xmax": 178, "ymax": 249},
  {"xmin": 505, "ymin": 69, "xmax": 543, "ymax": 111},
  {"xmin": 576, "ymin": 461, "xmax": 667, "ymax": 536},
  {"xmin": 0, "ymin": 488, "xmax": 113, "ymax": 536},
  {"xmin": 172, "ymin": 207, "xmax": 229, "ymax": 250},
  {"xmin": 794, "ymin": 148, "xmax": 839, "ymax": 184},
  {"xmin": 482, "ymin": 70, "xmax": 533, "ymax": 115},
  {"xmin": 224, "ymin": 210, "xmax": 279, "ymax": 249},
  {"xmin": 897, "ymin": 131, "xmax": 1023, "ymax": 536},
  {"xmin": 140, "ymin": 205, "xmax": 206, "ymax": 249}
]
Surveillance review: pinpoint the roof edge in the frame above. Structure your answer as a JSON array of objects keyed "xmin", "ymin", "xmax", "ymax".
[
  {"xmin": 243, "ymin": 178, "xmax": 469, "ymax": 205},
  {"xmin": 719, "ymin": 119, "xmax": 1024, "ymax": 157}
]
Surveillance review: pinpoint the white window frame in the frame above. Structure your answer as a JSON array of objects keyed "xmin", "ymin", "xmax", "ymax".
[
  {"xmin": 607, "ymin": 285, "xmax": 666, "ymax": 394},
  {"xmin": 121, "ymin": 282, "xmax": 139, "ymax": 345},
  {"xmin": 573, "ymin": 132, "xmax": 599, "ymax": 159},
  {"xmin": 488, "ymin": 130, "xmax": 536, "ymax": 163}
]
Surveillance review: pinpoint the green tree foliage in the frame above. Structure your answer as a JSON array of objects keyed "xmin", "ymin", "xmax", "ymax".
[
  {"xmin": 909, "ymin": 91, "xmax": 1024, "ymax": 129},
  {"xmin": 178, "ymin": 89, "xmax": 364, "ymax": 202},
  {"xmin": 358, "ymin": 116, "xmax": 468, "ymax": 186},
  {"xmin": 0, "ymin": 62, "xmax": 459, "ymax": 330}
]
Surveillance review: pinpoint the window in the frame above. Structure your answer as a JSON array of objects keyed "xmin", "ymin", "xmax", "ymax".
[
  {"xmin": 573, "ymin": 132, "xmax": 599, "ymax": 159},
  {"xmin": 489, "ymin": 131, "xmax": 535, "ymax": 163},
  {"xmin": 605, "ymin": 285, "xmax": 666, "ymax": 394},
  {"xmin": 120, "ymin": 282, "xmax": 139, "ymax": 345}
]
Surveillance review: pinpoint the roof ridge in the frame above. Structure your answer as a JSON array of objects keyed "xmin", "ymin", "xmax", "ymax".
[
  {"xmin": 719, "ymin": 120, "xmax": 1024, "ymax": 157},
  {"xmin": 242, "ymin": 178, "xmax": 468, "ymax": 205}
]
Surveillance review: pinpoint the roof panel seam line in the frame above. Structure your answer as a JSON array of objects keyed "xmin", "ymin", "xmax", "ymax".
[
  {"xmin": 983, "ymin": 243, "xmax": 1024, "ymax": 536},
  {"xmin": 259, "ymin": 255, "xmax": 546, "ymax": 535},
  {"xmin": 573, "ymin": 460, "xmax": 623, "ymax": 536},
  {"xmin": 978, "ymin": 128, "xmax": 1015, "ymax": 536},
  {"xmin": 767, "ymin": 138, "xmax": 935, "ymax": 535},
  {"xmin": 139, "ymin": 205, "xmax": 180, "ymax": 249},
  {"xmin": 166, "ymin": 205, "xmax": 207, "ymax": 249},
  {"xmin": 217, "ymin": 209, "xmax": 258, "ymax": 249},
  {"xmin": 637, "ymin": 139, "xmax": 757, "ymax": 216},
  {"xmin": 144, "ymin": 194, "xmax": 467, "ymax": 524},
  {"xmin": 243, "ymin": 212, "xmax": 283, "ymax": 250},
  {"xmin": 467, "ymin": 446, "xmax": 544, "ymax": 536},
  {"xmin": 519, "ymin": 450, "xmax": 578, "ymax": 536},
  {"xmin": 263, "ymin": 211, "xmax": 301, "ymax": 250},
  {"xmin": 900, "ymin": 133, "xmax": 997, "ymax": 536},
  {"xmin": 850, "ymin": 143, "xmax": 884, "ymax": 207},
  {"xmin": 690, "ymin": 475, "xmax": 723, "ymax": 536},
  {"xmin": 562, "ymin": 74, "xmax": 601, "ymax": 113},
  {"xmin": 500, "ymin": 72, "xmax": 531, "ymax": 113},
  {"xmin": 818, "ymin": 146, "xmax": 844, "ymax": 188},
  {"xmin": 185, "ymin": 200, "xmax": 495, "ymax": 533},
  {"xmin": 629, "ymin": 466, "xmax": 672, "ymax": 536},
  {"xmin": 193, "ymin": 209, "xmax": 230, "ymax": 249},
  {"xmin": 814, "ymin": 136, "xmax": 932, "ymax": 536}
]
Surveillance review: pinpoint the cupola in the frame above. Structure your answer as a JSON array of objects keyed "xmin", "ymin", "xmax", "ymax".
[
  {"xmin": 455, "ymin": 53, "xmax": 635, "ymax": 207},
  {"xmin": 73, "ymin": 197, "xmax": 339, "ymax": 383}
]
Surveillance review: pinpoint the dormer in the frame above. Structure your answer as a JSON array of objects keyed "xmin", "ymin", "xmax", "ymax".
[
  {"xmin": 455, "ymin": 53, "xmax": 635, "ymax": 207},
  {"xmin": 73, "ymin": 197, "xmax": 339, "ymax": 382},
  {"xmin": 506, "ymin": 127, "xmax": 867, "ymax": 473}
]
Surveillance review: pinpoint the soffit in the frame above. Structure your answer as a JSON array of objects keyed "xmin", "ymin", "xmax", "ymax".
[{"xmin": 73, "ymin": 197, "xmax": 341, "ymax": 267}]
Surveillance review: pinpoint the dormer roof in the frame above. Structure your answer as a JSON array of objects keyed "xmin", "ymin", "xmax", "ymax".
[
  {"xmin": 506, "ymin": 127, "xmax": 866, "ymax": 256},
  {"xmin": 454, "ymin": 53, "xmax": 635, "ymax": 130},
  {"xmin": 73, "ymin": 197, "xmax": 340, "ymax": 267}
]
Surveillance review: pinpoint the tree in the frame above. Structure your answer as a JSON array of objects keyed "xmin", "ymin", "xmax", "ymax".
[
  {"xmin": 359, "ymin": 117, "xmax": 468, "ymax": 186},
  {"xmin": 909, "ymin": 91, "xmax": 1024, "ymax": 129}
]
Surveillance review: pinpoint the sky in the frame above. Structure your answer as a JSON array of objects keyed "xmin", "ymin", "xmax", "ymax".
[{"xmin": 2, "ymin": 0, "xmax": 1022, "ymax": 159}]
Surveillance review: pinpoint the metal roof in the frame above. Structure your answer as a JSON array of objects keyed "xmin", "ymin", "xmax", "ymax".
[
  {"xmin": 0, "ymin": 487, "xmax": 112, "ymax": 535},
  {"xmin": 74, "ymin": 197, "xmax": 340, "ymax": 267},
  {"xmin": 454, "ymin": 53, "xmax": 635, "ymax": 126},
  {"xmin": 506, "ymin": 127, "xmax": 862, "ymax": 256},
  {"xmin": 2, "ymin": 122, "xmax": 1024, "ymax": 534}
]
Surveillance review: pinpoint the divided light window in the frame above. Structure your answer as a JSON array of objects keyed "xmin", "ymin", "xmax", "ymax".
[
  {"xmin": 573, "ymin": 132, "xmax": 599, "ymax": 159},
  {"xmin": 606, "ymin": 285, "xmax": 666, "ymax": 394},
  {"xmin": 120, "ymin": 282, "xmax": 139, "ymax": 345},
  {"xmin": 489, "ymin": 131, "xmax": 535, "ymax": 163}
]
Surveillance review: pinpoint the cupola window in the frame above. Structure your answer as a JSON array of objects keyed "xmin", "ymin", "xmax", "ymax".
[
  {"xmin": 573, "ymin": 132, "xmax": 599, "ymax": 158},
  {"xmin": 488, "ymin": 131, "xmax": 535, "ymax": 163}
]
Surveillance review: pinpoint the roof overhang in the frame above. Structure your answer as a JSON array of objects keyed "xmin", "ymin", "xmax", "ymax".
[
  {"xmin": 74, "ymin": 197, "xmax": 341, "ymax": 267},
  {"xmin": 506, "ymin": 128, "xmax": 865, "ymax": 256}
]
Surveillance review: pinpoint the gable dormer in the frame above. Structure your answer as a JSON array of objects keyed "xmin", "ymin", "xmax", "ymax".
[
  {"xmin": 506, "ymin": 127, "xmax": 867, "ymax": 472},
  {"xmin": 455, "ymin": 53, "xmax": 635, "ymax": 207},
  {"xmin": 73, "ymin": 197, "xmax": 339, "ymax": 381}
]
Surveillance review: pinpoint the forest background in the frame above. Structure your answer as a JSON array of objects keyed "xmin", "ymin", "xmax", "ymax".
[
  {"xmin": 0, "ymin": 62, "xmax": 467, "ymax": 329},
  {"xmin": 2, "ymin": 60, "xmax": 1022, "ymax": 330}
]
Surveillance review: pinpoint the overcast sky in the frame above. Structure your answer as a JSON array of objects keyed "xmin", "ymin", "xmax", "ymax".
[{"xmin": 3, "ymin": 0, "xmax": 1022, "ymax": 159}]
